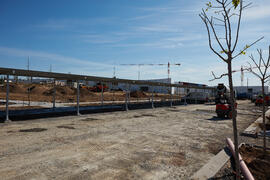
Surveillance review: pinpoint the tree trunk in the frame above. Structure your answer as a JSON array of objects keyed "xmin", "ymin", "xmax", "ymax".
[
  {"xmin": 262, "ymin": 80, "xmax": 266, "ymax": 154},
  {"xmin": 228, "ymin": 59, "xmax": 240, "ymax": 179}
]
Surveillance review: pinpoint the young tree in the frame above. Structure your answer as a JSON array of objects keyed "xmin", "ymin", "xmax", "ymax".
[
  {"xmin": 247, "ymin": 46, "xmax": 270, "ymax": 154},
  {"xmin": 199, "ymin": 0, "xmax": 263, "ymax": 178}
]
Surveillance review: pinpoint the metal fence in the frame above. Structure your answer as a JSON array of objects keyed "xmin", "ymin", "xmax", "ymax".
[{"xmin": 0, "ymin": 67, "xmax": 215, "ymax": 122}]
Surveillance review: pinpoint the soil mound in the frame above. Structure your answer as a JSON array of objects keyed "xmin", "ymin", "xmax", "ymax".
[
  {"xmin": 43, "ymin": 86, "xmax": 74, "ymax": 96},
  {"xmin": 42, "ymin": 86, "xmax": 96, "ymax": 97},
  {"xmin": 0, "ymin": 84, "xmax": 26, "ymax": 93},
  {"xmin": 130, "ymin": 91, "xmax": 147, "ymax": 98},
  {"xmin": 240, "ymin": 144, "xmax": 270, "ymax": 180},
  {"xmin": 28, "ymin": 85, "xmax": 49, "ymax": 94},
  {"xmin": 43, "ymin": 88, "xmax": 58, "ymax": 96},
  {"xmin": 79, "ymin": 88, "xmax": 96, "ymax": 97}
]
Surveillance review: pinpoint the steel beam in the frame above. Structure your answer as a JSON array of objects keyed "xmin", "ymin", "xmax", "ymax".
[{"xmin": 0, "ymin": 67, "xmax": 215, "ymax": 90}]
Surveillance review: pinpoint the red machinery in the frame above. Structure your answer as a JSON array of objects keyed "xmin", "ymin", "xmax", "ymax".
[
  {"xmin": 82, "ymin": 82, "xmax": 109, "ymax": 92},
  {"xmin": 215, "ymin": 84, "xmax": 237, "ymax": 118},
  {"xmin": 216, "ymin": 102, "xmax": 237, "ymax": 118},
  {"xmin": 89, "ymin": 83, "xmax": 109, "ymax": 92},
  {"xmin": 255, "ymin": 95, "xmax": 270, "ymax": 106}
]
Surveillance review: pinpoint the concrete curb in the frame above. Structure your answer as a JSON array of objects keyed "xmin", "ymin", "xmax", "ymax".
[
  {"xmin": 241, "ymin": 109, "xmax": 270, "ymax": 137},
  {"xmin": 190, "ymin": 147, "xmax": 232, "ymax": 180}
]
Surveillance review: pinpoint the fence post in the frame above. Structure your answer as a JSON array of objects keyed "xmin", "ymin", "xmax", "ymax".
[
  {"xmin": 53, "ymin": 79, "xmax": 56, "ymax": 109},
  {"xmin": 28, "ymin": 83, "xmax": 30, "ymax": 106},
  {"xmin": 184, "ymin": 88, "xmax": 187, "ymax": 106},
  {"xmin": 195, "ymin": 89, "xmax": 198, "ymax": 104},
  {"xmin": 151, "ymin": 86, "xmax": 154, "ymax": 109},
  {"xmin": 125, "ymin": 84, "xmax": 129, "ymax": 111},
  {"xmin": 128, "ymin": 84, "xmax": 131, "ymax": 104},
  {"xmin": 5, "ymin": 75, "xmax": 10, "ymax": 122},
  {"xmin": 101, "ymin": 83, "xmax": 104, "ymax": 106},
  {"xmin": 77, "ymin": 80, "xmax": 80, "ymax": 116},
  {"xmin": 170, "ymin": 86, "xmax": 173, "ymax": 107}
]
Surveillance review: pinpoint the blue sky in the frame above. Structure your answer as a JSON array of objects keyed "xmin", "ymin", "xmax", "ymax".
[{"xmin": 0, "ymin": 0, "xmax": 269, "ymax": 86}]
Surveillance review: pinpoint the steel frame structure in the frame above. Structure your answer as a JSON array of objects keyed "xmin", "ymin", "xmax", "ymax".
[{"xmin": 0, "ymin": 67, "xmax": 215, "ymax": 122}]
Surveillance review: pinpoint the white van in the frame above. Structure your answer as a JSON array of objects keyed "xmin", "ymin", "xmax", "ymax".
[{"xmin": 184, "ymin": 92, "xmax": 210, "ymax": 104}]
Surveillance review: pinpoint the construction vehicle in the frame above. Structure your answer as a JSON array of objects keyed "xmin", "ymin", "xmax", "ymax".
[
  {"xmin": 255, "ymin": 94, "xmax": 270, "ymax": 106},
  {"xmin": 81, "ymin": 83, "xmax": 109, "ymax": 92},
  {"xmin": 184, "ymin": 92, "xmax": 210, "ymax": 104},
  {"xmin": 89, "ymin": 83, "xmax": 109, "ymax": 92},
  {"xmin": 215, "ymin": 84, "xmax": 237, "ymax": 118}
]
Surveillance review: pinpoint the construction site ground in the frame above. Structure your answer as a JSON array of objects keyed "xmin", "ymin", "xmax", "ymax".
[
  {"xmin": 0, "ymin": 83, "xmax": 177, "ymax": 103},
  {"xmin": 0, "ymin": 100, "xmax": 264, "ymax": 180}
]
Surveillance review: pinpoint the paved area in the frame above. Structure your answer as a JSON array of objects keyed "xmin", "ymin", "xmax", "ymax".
[{"xmin": 0, "ymin": 100, "xmax": 261, "ymax": 179}]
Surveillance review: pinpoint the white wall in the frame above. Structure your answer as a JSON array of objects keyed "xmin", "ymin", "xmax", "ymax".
[
  {"xmin": 234, "ymin": 86, "xmax": 269, "ymax": 94},
  {"xmin": 110, "ymin": 78, "xmax": 172, "ymax": 94}
]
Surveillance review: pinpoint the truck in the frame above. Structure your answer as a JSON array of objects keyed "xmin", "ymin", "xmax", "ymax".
[
  {"xmin": 184, "ymin": 92, "xmax": 210, "ymax": 104},
  {"xmin": 215, "ymin": 83, "xmax": 237, "ymax": 118}
]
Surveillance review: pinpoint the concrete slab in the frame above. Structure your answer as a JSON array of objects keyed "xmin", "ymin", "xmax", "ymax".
[
  {"xmin": 242, "ymin": 109, "xmax": 270, "ymax": 137},
  {"xmin": 190, "ymin": 147, "xmax": 231, "ymax": 180}
]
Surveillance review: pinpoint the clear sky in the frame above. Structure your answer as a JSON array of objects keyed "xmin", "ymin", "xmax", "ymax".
[{"xmin": 0, "ymin": 0, "xmax": 269, "ymax": 86}]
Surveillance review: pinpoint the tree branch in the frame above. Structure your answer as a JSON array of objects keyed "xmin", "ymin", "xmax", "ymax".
[
  {"xmin": 209, "ymin": 67, "xmax": 250, "ymax": 81},
  {"xmin": 204, "ymin": 12, "xmax": 227, "ymax": 53},
  {"xmin": 232, "ymin": 0, "xmax": 243, "ymax": 52},
  {"xmin": 247, "ymin": 62, "xmax": 262, "ymax": 79},
  {"xmin": 199, "ymin": 12, "xmax": 227, "ymax": 62},
  {"xmin": 209, "ymin": 71, "xmax": 229, "ymax": 81},
  {"xmin": 248, "ymin": 46, "xmax": 270, "ymax": 83},
  {"xmin": 233, "ymin": 36, "xmax": 264, "ymax": 59}
]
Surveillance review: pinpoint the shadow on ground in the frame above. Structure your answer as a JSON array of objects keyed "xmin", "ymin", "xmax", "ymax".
[{"xmin": 206, "ymin": 116, "xmax": 230, "ymax": 121}]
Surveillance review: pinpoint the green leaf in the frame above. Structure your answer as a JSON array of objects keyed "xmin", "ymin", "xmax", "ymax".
[
  {"xmin": 240, "ymin": 51, "xmax": 246, "ymax": 55},
  {"xmin": 206, "ymin": 2, "xmax": 212, "ymax": 8},
  {"xmin": 232, "ymin": 0, "xmax": 240, "ymax": 9},
  {"xmin": 245, "ymin": 44, "xmax": 250, "ymax": 49},
  {"xmin": 220, "ymin": 49, "xmax": 228, "ymax": 54},
  {"xmin": 205, "ymin": 1, "xmax": 212, "ymax": 11}
]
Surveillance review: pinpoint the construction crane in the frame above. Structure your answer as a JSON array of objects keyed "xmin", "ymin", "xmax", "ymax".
[
  {"xmin": 231, "ymin": 66, "xmax": 245, "ymax": 87},
  {"xmin": 119, "ymin": 62, "xmax": 181, "ymax": 81},
  {"xmin": 234, "ymin": 66, "xmax": 266, "ymax": 86}
]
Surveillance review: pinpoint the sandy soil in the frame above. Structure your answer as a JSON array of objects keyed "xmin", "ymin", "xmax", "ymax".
[
  {"xmin": 240, "ymin": 144, "xmax": 270, "ymax": 179},
  {"xmin": 0, "ymin": 100, "xmax": 261, "ymax": 180},
  {"xmin": 0, "ymin": 83, "xmax": 179, "ymax": 103}
]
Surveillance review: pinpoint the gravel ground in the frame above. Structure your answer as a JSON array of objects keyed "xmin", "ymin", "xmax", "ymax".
[{"xmin": 0, "ymin": 100, "xmax": 262, "ymax": 180}]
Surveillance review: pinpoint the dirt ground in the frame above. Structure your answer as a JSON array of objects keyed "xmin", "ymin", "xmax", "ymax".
[
  {"xmin": 0, "ymin": 100, "xmax": 262, "ymax": 180},
  {"xmin": 240, "ymin": 144, "xmax": 270, "ymax": 179},
  {"xmin": 0, "ymin": 83, "xmax": 178, "ymax": 103}
]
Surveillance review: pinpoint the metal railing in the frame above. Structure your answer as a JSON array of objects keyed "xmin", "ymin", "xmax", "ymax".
[{"xmin": 0, "ymin": 67, "xmax": 216, "ymax": 121}]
